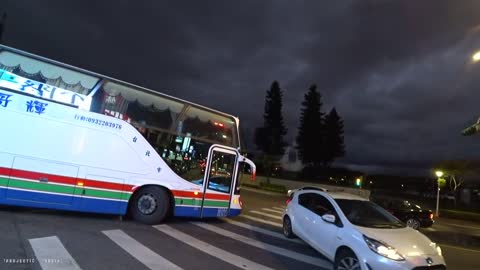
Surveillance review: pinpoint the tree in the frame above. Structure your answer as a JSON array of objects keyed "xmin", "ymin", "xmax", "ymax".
[
  {"xmin": 324, "ymin": 107, "xmax": 345, "ymax": 165},
  {"xmin": 296, "ymin": 84, "xmax": 324, "ymax": 169},
  {"xmin": 255, "ymin": 81, "xmax": 288, "ymax": 156},
  {"xmin": 434, "ymin": 160, "xmax": 477, "ymax": 192},
  {"xmin": 254, "ymin": 81, "xmax": 288, "ymax": 178}
]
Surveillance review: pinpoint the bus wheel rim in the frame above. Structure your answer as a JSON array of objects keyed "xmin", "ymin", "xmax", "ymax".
[{"xmin": 138, "ymin": 194, "xmax": 157, "ymax": 215}]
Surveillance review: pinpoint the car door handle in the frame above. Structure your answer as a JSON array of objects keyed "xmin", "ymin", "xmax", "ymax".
[{"xmin": 39, "ymin": 177, "xmax": 48, "ymax": 183}]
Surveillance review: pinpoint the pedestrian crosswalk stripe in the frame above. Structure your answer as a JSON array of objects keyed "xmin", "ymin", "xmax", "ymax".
[
  {"xmin": 272, "ymin": 206, "xmax": 285, "ymax": 211},
  {"xmin": 249, "ymin": 210, "xmax": 283, "ymax": 220},
  {"xmin": 192, "ymin": 222, "xmax": 331, "ymax": 268},
  {"xmin": 153, "ymin": 225, "xmax": 274, "ymax": 270},
  {"xmin": 29, "ymin": 236, "xmax": 82, "ymax": 270},
  {"xmin": 241, "ymin": 215, "xmax": 282, "ymax": 227},
  {"xmin": 222, "ymin": 218, "xmax": 305, "ymax": 245},
  {"xmin": 261, "ymin": 208, "xmax": 284, "ymax": 214},
  {"xmin": 102, "ymin": 229, "xmax": 182, "ymax": 270}
]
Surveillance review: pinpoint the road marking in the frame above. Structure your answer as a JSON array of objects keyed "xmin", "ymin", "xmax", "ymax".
[
  {"xmin": 29, "ymin": 236, "xmax": 82, "ymax": 270},
  {"xmin": 221, "ymin": 218, "xmax": 305, "ymax": 245},
  {"xmin": 249, "ymin": 210, "xmax": 282, "ymax": 220},
  {"xmin": 192, "ymin": 222, "xmax": 331, "ymax": 268},
  {"xmin": 272, "ymin": 206, "xmax": 285, "ymax": 211},
  {"xmin": 440, "ymin": 244, "xmax": 480, "ymax": 253},
  {"xmin": 153, "ymin": 225, "xmax": 274, "ymax": 270},
  {"xmin": 241, "ymin": 215, "xmax": 282, "ymax": 227},
  {"xmin": 102, "ymin": 229, "xmax": 182, "ymax": 270},
  {"xmin": 261, "ymin": 208, "xmax": 284, "ymax": 214},
  {"xmin": 439, "ymin": 222, "xmax": 480, "ymax": 231},
  {"xmin": 424, "ymin": 227, "xmax": 437, "ymax": 232}
]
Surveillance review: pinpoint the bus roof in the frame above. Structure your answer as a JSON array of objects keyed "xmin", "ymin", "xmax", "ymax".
[{"xmin": 0, "ymin": 44, "xmax": 239, "ymax": 122}]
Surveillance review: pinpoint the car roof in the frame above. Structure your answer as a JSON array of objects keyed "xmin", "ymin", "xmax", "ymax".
[
  {"xmin": 329, "ymin": 192, "xmax": 369, "ymax": 201},
  {"xmin": 298, "ymin": 189, "xmax": 369, "ymax": 201},
  {"xmin": 297, "ymin": 186, "xmax": 328, "ymax": 192}
]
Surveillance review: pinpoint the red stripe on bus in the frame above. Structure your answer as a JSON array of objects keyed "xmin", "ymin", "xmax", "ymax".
[
  {"xmin": 204, "ymin": 193, "xmax": 231, "ymax": 200},
  {"xmin": 172, "ymin": 190, "xmax": 230, "ymax": 201},
  {"xmin": 10, "ymin": 168, "xmax": 77, "ymax": 185},
  {"xmin": 1, "ymin": 167, "xmax": 230, "ymax": 200},
  {"xmin": 172, "ymin": 190, "xmax": 203, "ymax": 198},
  {"xmin": 0, "ymin": 167, "xmax": 11, "ymax": 176},
  {"xmin": 5, "ymin": 168, "xmax": 132, "ymax": 192}
]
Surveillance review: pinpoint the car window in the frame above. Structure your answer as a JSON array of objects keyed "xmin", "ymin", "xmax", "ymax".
[
  {"xmin": 298, "ymin": 193, "xmax": 336, "ymax": 216},
  {"xmin": 335, "ymin": 199, "xmax": 405, "ymax": 229}
]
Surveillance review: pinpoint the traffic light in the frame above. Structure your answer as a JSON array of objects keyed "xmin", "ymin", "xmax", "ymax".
[{"xmin": 355, "ymin": 178, "xmax": 362, "ymax": 187}]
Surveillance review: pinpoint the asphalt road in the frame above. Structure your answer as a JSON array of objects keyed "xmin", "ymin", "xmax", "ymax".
[{"xmin": 0, "ymin": 189, "xmax": 478, "ymax": 270}]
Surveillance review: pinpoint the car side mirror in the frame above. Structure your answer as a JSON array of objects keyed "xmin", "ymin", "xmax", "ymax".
[{"xmin": 321, "ymin": 214, "xmax": 336, "ymax": 224}]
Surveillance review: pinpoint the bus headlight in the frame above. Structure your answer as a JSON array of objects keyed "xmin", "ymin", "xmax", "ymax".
[{"xmin": 363, "ymin": 235, "xmax": 405, "ymax": 261}]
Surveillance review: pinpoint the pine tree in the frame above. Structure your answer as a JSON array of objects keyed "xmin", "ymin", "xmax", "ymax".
[
  {"xmin": 254, "ymin": 81, "xmax": 288, "ymax": 157},
  {"xmin": 296, "ymin": 84, "xmax": 324, "ymax": 168},
  {"xmin": 324, "ymin": 107, "xmax": 346, "ymax": 165}
]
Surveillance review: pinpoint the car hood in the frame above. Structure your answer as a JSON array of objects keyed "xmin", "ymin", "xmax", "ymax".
[{"xmin": 355, "ymin": 226, "xmax": 438, "ymax": 256}]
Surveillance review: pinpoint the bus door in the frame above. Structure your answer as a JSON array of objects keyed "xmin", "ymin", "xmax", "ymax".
[{"xmin": 200, "ymin": 145, "xmax": 239, "ymax": 218}]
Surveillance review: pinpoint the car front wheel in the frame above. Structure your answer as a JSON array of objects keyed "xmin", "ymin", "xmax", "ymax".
[
  {"xmin": 335, "ymin": 249, "xmax": 361, "ymax": 270},
  {"xmin": 406, "ymin": 218, "xmax": 420, "ymax": 230}
]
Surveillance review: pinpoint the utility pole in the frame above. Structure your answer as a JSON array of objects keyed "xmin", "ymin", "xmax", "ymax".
[{"xmin": 0, "ymin": 12, "xmax": 6, "ymax": 43}]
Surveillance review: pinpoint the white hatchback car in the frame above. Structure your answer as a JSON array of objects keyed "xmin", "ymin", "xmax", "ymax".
[{"xmin": 283, "ymin": 190, "xmax": 446, "ymax": 270}]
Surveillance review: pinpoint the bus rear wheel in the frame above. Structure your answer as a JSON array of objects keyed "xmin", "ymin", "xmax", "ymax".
[{"xmin": 130, "ymin": 186, "xmax": 170, "ymax": 224}]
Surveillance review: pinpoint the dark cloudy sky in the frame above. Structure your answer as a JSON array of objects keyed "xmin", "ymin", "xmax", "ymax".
[{"xmin": 3, "ymin": 0, "xmax": 480, "ymax": 175}]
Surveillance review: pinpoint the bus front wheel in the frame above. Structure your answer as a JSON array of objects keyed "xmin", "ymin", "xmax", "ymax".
[{"xmin": 130, "ymin": 186, "xmax": 170, "ymax": 224}]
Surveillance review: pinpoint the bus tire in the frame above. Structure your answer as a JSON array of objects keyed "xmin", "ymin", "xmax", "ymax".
[{"xmin": 130, "ymin": 186, "xmax": 170, "ymax": 225}]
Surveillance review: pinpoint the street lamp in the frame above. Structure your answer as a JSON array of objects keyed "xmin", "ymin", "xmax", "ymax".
[
  {"xmin": 472, "ymin": 50, "xmax": 480, "ymax": 62},
  {"xmin": 435, "ymin": 170, "xmax": 444, "ymax": 217}
]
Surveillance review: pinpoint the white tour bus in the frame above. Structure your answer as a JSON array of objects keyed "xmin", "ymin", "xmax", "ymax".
[{"xmin": 0, "ymin": 44, "xmax": 255, "ymax": 224}]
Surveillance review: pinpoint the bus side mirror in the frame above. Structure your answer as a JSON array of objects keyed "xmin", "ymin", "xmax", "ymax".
[{"xmin": 240, "ymin": 156, "xmax": 256, "ymax": 181}]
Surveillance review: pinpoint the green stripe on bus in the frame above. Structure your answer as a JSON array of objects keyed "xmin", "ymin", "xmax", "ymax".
[
  {"xmin": 175, "ymin": 198, "xmax": 200, "ymax": 206},
  {"xmin": 73, "ymin": 187, "xmax": 127, "ymax": 200},
  {"xmin": 5, "ymin": 178, "xmax": 128, "ymax": 201},
  {"xmin": 203, "ymin": 200, "xmax": 230, "ymax": 207},
  {"xmin": 0, "ymin": 177, "xmax": 8, "ymax": 187},
  {"xmin": 175, "ymin": 198, "xmax": 229, "ymax": 207},
  {"xmin": 7, "ymin": 178, "xmax": 75, "ymax": 194}
]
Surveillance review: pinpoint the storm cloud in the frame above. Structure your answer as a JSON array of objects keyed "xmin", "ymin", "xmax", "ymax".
[{"xmin": 3, "ymin": 0, "xmax": 480, "ymax": 175}]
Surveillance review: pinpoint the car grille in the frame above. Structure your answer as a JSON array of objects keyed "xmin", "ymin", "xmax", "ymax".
[{"xmin": 412, "ymin": 265, "xmax": 446, "ymax": 270}]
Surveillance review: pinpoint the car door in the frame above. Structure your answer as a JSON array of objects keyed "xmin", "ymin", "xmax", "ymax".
[
  {"xmin": 305, "ymin": 193, "xmax": 341, "ymax": 259},
  {"xmin": 294, "ymin": 193, "xmax": 315, "ymax": 240}
]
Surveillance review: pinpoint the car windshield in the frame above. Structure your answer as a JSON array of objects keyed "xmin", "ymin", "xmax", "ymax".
[{"xmin": 335, "ymin": 199, "xmax": 405, "ymax": 229}]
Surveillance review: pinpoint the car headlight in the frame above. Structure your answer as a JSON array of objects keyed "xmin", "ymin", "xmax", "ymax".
[
  {"xmin": 363, "ymin": 235, "xmax": 405, "ymax": 261},
  {"xmin": 430, "ymin": 242, "xmax": 442, "ymax": 256}
]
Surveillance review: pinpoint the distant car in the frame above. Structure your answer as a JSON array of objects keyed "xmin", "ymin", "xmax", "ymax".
[
  {"xmin": 373, "ymin": 199, "xmax": 434, "ymax": 230},
  {"xmin": 283, "ymin": 190, "xmax": 446, "ymax": 270},
  {"xmin": 286, "ymin": 186, "xmax": 328, "ymax": 197}
]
